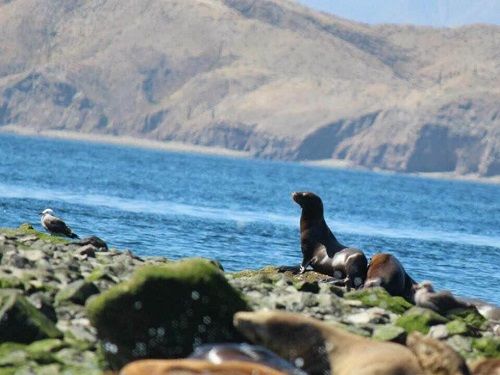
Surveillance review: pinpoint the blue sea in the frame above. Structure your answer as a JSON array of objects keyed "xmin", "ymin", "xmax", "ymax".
[{"xmin": 0, "ymin": 133, "xmax": 498, "ymax": 304}]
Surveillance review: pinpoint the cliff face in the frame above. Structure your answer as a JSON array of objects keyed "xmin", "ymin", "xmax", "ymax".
[{"xmin": 0, "ymin": 0, "xmax": 499, "ymax": 176}]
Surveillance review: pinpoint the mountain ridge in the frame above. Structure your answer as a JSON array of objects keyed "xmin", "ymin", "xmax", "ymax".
[{"xmin": 0, "ymin": 0, "xmax": 499, "ymax": 176}]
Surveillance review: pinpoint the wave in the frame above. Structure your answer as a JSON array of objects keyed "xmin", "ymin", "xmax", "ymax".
[{"xmin": 1, "ymin": 183, "xmax": 499, "ymax": 249}]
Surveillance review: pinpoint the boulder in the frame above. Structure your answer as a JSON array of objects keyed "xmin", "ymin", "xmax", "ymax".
[
  {"xmin": 396, "ymin": 306, "xmax": 449, "ymax": 334},
  {"xmin": 345, "ymin": 287, "xmax": 413, "ymax": 314},
  {"xmin": 0, "ymin": 289, "xmax": 62, "ymax": 343},
  {"xmin": 86, "ymin": 258, "xmax": 249, "ymax": 369}
]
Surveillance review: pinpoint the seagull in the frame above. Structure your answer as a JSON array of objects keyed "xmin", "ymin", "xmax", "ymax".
[{"xmin": 39, "ymin": 208, "xmax": 79, "ymax": 239}]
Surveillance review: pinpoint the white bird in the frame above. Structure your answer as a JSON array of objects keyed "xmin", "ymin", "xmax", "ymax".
[{"xmin": 39, "ymin": 208, "xmax": 79, "ymax": 239}]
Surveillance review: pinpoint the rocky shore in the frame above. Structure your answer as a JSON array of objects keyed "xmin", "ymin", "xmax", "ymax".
[{"xmin": 0, "ymin": 224, "xmax": 498, "ymax": 374}]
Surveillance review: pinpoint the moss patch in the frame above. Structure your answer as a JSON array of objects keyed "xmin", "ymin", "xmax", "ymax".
[
  {"xmin": 345, "ymin": 287, "xmax": 413, "ymax": 314},
  {"xmin": 86, "ymin": 258, "xmax": 250, "ymax": 369},
  {"xmin": 472, "ymin": 337, "xmax": 500, "ymax": 358},
  {"xmin": 396, "ymin": 307, "xmax": 448, "ymax": 334},
  {"xmin": 0, "ymin": 224, "xmax": 69, "ymax": 245}
]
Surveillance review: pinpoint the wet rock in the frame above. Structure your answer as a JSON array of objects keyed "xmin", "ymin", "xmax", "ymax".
[
  {"xmin": 396, "ymin": 306, "xmax": 449, "ymax": 334},
  {"xmin": 86, "ymin": 258, "xmax": 249, "ymax": 369},
  {"xmin": 0, "ymin": 289, "xmax": 62, "ymax": 343},
  {"xmin": 76, "ymin": 244, "xmax": 97, "ymax": 258}
]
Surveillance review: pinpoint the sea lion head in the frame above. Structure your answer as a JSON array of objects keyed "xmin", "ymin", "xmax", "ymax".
[
  {"xmin": 292, "ymin": 192, "xmax": 324, "ymax": 218},
  {"xmin": 234, "ymin": 311, "xmax": 331, "ymax": 375},
  {"xmin": 413, "ymin": 280, "xmax": 435, "ymax": 293}
]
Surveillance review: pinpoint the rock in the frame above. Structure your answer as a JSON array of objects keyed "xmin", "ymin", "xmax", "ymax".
[
  {"xmin": 76, "ymin": 244, "xmax": 97, "ymax": 258},
  {"xmin": 372, "ymin": 325, "xmax": 407, "ymax": 343},
  {"xmin": 345, "ymin": 287, "xmax": 413, "ymax": 314},
  {"xmin": 344, "ymin": 307, "xmax": 391, "ymax": 325},
  {"xmin": 0, "ymin": 289, "xmax": 62, "ymax": 343},
  {"xmin": 296, "ymin": 281, "xmax": 320, "ymax": 294},
  {"xmin": 55, "ymin": 280, "xmax": 100, "ymax": 305},
  {"xmin": 447, "ymin": 319, "xmax": 473, "ymax": 336},
  {"xmin": 407, "ymin": 331, "xmax": 471, "ymax": 375},
  {"xmin": 446, "ymin": 308, "xmax": 488, "ymax": 331},
  {"xmin": 429, "ymin": 324, "xmax": 451, "ymax": 340},
  {"xmin": 472, "ymin": 336, "xmax": 500, "ymax": 358},
  {"xmin": 396, "ymin": 306, "xmax": 449, "ymax": 334},
  {"xmin": 86, "ymin": 258, "xmax": 250, "ymax": 369},
  {"xmin": 76, "ymin": 236, "xmax": 108, "ymax": 250}
]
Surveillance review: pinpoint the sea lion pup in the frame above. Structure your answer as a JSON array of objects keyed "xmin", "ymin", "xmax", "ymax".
[
  {"xmin": 234, "ymin": 310, "xmax": 423, "ymax": 375},
  {"xmin": 364, "ymin": 253, "xmax": 416, "ymax": 301},
  {"xmin": 119, "ymin": 358, "xmax": 288, "ymax": 374},
  {"xmin": 189, "ymin": 343, "xmax": 305, "ymax": 374},
  {"xmin": 39, "ymin": 208, "xmax": 79, "ymax": 239},
  {"xmin": 290, "ymin": 192, "xmax": 367, "ymax": 287},
  {"xmin": 406, "ymin": 331, "xmax": 471, "ymax": 375},
  {"xmin": 414, "ymin": 281, "xmax": 473, "ymax": 315}
]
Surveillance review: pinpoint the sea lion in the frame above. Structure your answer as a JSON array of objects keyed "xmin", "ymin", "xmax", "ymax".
[
  {"xmin": 470, "ymin": 358, "xmax": 500, "ymax": 375},
  {"xmin": 290, "ymin": 192, "xmax": 367, "ymax": 287},
  {"xmin": 413, "ymin": 281, "xmax": 473, "ymax": 315},
  {"xmin": 39, "ymin": 208, "xmax": 79, "ymax": 239},
  {"xmin": 119, "ymin": 358, "xmax": 288, "ymax": 374},
  {"xmin": 234, "ymin": 310, "xmax": 423, "ymax": 375},
  {"xmin": 364, "ymin": 253, "xmax": 416, "ymax": 301},
  {"xmin": 406, "ymin": 331, "xmax": 471, "ymax": 375},
  {"xmin": 189, "ymin": 343, "xmax": 305, "ymax": 374}
]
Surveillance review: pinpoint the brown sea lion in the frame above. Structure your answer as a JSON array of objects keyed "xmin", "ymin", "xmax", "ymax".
[
  {"xmin": 406, "ymin": 331, "xmax": 471, "ymax": 375},
  {"xmin": 364, "ymin": 253, "xmax": 417, "ymax": 301},
  {"xmin": 290, "ymin": 192, "xmax": 367, "ymax": 287},
  {"xmin": 234, "ymin": 310, "xmax": 423, "ymax": 375},
  {"xmin": 189, "ymin": 343, "xmax": 305, "ymax": 374},
  {"xmin": 413, "ymin": 281, "xmax": 473, "ymax": 315},
  {"xmin": 470, "ymin": 358, "xmax": 500, "ymax": 375},
  {"xmin": 119, "ymin": 359, "xmax": 287, "ymax": 374}
]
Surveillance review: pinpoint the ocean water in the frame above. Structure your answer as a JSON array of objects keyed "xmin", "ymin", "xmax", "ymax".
[{"xmin": 0, "ymin": 133, "xmax": 499, "ymax": 304}]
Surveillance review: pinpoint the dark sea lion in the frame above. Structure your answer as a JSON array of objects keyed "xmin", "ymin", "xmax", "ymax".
[
  {"xmin": 119, "ymin": 358, "xmax": 288, "ymax": 374},
  {"xmin": 189, "ymin": 343, "xmax": 305, "ymax": 374},
  {"xmin": 234, "ymin": 310, "xmax": 423, "ymax": 375},
  {"xmin": 413, "ymin": 281, "xmax": 473, "ymax": 315},
  {"xmin": 290, "ymin": 192, "xmax": 367, "ymax": 287},
  {"xmin": 364, "ymin": 253, "xmax": 416, "ymax": 301}
]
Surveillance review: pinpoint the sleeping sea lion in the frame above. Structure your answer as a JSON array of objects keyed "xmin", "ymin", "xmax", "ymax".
[
  {"xmin": 364, "ymin": 253, "xmax": 417, "ymax": 301},
  {"xmin": 119, "ymin": 359, "xmax": 288, "ymax": 374},
  {"xmin": 290, "ymin": 192, "xmax": 367, "ymax": 287},
  {"xmin": 234, "ymin": 310, "xmax": 423, "ymax": 375},
  {"xmin": 413, "ymin": 281, "xmax": 473, "ymax": 315}
]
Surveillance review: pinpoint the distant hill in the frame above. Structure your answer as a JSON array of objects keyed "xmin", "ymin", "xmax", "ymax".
[{"xmin": 0, "ymin": 0, "xmax": 499, "ymax": 176}]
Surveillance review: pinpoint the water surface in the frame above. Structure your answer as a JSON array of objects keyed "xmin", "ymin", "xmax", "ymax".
[{"xmin": 0, "ymin": 133, "xmax": 498, "ymax": 304}]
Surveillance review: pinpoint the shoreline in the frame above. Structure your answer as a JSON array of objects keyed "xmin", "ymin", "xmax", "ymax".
[{"xmin": 2, "ymin": 127, "xmax": 499, "ymax": 185}]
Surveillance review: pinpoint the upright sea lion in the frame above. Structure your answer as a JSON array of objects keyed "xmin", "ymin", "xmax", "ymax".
[
  {"xmin": 413, "ymin": 281, "xmax": 473, "ymax": 315},
  {"xmin": 234, "ymin": 310, "xmax": 423, "ymax": 375},
  {"xmin": 290, "ymin": 192, "xmax": 367, "ymax": 287},
  {"xmin": 364, "ymin": 253, "xmax": 416, "ymax": 301}
]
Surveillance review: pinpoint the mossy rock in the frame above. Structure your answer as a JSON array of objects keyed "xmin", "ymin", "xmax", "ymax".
[
  {"xmin": 0, "ymin": 290, "xmax": 62, "ymax": 343},
  {"xmin": 345, "ymin": 287, "xmax": 413, "ymax": 314},
  {"xmin": 55, "ymin": 280, "xmax": 100, "ymax": 305},
  {"xmin": 0, "ymin": 343, "xmax": 27, "ymax": 366},
  {"xmin": 372, "ymin": 324, "xmax": 407, "ymax": 343},
  {"xmin": 445, "ymin": 308, "xmax": 487, "ymax": 330},
  {"xmin": 5, "ymin": 223, "xmax": 70, "ymax": 244},
  {"xmin": 396, "ymin": 307, "xmax": 448, "ymax": 334},
  {"xmin": 86, "ymin": 258, "xmax": 250, "ymax": 369},
  {"xmin": 472, "ymin": 336, "xmax": 500, "ymax": 358},
  {"xmin": 0, "ymin": 276, "xmax": 24, "ymax": 290},
  {"xmin": 26, "ymin": 339, "xmax": 66, "ymax": 364}
]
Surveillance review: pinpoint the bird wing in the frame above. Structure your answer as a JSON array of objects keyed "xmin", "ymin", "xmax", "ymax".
[{"xmin": 43, "ymin": 215, "xmax": 73, "ymax": 236}]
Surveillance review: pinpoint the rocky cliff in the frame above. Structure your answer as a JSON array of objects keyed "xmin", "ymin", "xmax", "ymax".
[{"xmin": 0, "ymin": 0, "xmax": 499, "ymax": 176}]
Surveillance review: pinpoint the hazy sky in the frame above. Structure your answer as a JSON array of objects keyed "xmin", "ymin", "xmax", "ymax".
[{"xmin": 298, "ymin": 0, "xmax": 500, "ymax": 27}]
